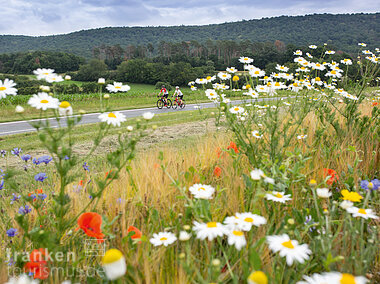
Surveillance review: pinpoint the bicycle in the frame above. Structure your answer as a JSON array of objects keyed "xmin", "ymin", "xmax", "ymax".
[
  {"xmin": 172, "ymin": 97, "xmax": 186, "ymax": 109},
  {"xmin": 157, "ymin": 95, "xmax": 172, "ymax": 109}
]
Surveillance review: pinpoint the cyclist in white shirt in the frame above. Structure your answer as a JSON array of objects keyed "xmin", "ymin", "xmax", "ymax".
[{"xmin": 173, "ymin": 86, "xmax": 184, "ymax": 105}]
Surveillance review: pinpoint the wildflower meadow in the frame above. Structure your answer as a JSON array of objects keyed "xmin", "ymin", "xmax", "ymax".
[{"xmin": 0, "ymin": 42, "xmax": 379, "ymax": 284}]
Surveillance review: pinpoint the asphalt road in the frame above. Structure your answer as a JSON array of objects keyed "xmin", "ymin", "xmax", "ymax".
[{"xmin": 0, "ymin": 97, "xmax": 281, "ymax": 137}]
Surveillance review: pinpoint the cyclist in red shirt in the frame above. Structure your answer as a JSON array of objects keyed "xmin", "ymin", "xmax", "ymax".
[{"xmin": 158, "ymin": 85, "xmax": 169, "ymax": 105}]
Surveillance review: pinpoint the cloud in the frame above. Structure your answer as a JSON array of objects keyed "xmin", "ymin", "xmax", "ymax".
[{"xmin": 0, "ymin": 0, "xmax": 378, "ymax": 35}]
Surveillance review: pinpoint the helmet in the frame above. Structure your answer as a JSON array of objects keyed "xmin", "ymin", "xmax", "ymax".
[
  {"xmin": 161, "ymin": 85, "xmax": 165, "ymax": 88},
  {"xmin": 176, "ymin": 86, "xmax": 179, "ymax": 89}
]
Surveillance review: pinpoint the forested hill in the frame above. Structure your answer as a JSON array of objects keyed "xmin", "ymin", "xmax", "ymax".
[{"xmin": 0, "ymin": 13, "xmax": 379, "ymax": 58}]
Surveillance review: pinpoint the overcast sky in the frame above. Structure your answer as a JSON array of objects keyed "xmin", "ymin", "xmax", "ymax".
[{"xmin": 0, "ymin": 0, "xmax": 379, "ymax": 36}]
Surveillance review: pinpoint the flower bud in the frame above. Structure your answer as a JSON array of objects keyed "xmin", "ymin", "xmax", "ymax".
[
  {"xmin": 211, "ymin": 259, "xmax": 220, "ymax": 266},
  {"xmin": 15, "ymin": 105, "xmax": 25, "ymax": 113},
  {"xmin": 127, "ymin": 126, "xmax": 133, "ymax": 132},
  {"xmin": 179, "ymin": 253, "xmax": 186, "ymax": 259},
  {"xmin": 64, "ymin": 75, "xmax": 71, "ymax": 80},
  {"xmin": 104, "ymin": 94, "xmax": 110, "ymax": 100},
  {"xmin": 98, "ymin": 78, "xmax": 105, "ymax": 84},
  {"xmin": 287, "ymin": 219, "xmax": 295, "ymax": 225}
]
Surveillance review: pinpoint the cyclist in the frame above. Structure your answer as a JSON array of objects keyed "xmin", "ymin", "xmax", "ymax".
[
  {"xmin": 158, "ymin": 85, "xmax": 169, "ymax": 105},
  {"xmin": 173, "ymin": 86, "xmax": 184, "ymax": 105}
]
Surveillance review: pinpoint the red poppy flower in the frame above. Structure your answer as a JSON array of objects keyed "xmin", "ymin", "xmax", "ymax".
[
  {"xmin": 323, "ymin": 168, "xmax": 339, "ymax": 185},
  {"xmin": 76, "ymin": 212, "xmax": 105, "ymax": 243},
  {"xmin": 127, "ymin": 226, "xmax": 142, "ymax": 239},
  {"xmin": 24, "ymin": 248, "xmax": 50, "ymax": 280},
  {"xmin": 372, "ymin": 102, "xmax": 378, "ymax": 106},
  {"xmin": 213, "ymin": 166, "xmax": 222, "ymax": 178},
  {"xmin": 216, "ymin": 147, "xmax": 223, "ymax": 158},
  {"xmin": 227, "ymin": 142, "xmax": 239, "ymax": 154}
]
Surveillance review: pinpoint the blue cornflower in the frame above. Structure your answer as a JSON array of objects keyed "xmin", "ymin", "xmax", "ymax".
[
  {"xmin": 6, "ymin": 228, "xmax": 17, "ymax": 237},
  {"xmin": 304, "ymin": 215, "xmax": 317, "ymax": 232},
  {"xmin": 21, "ymin": 154, "xmax": 32, "ymax": 162},
  {"xmin": 34, "ymin": 173, "xmax": 48, "ymax": 182},
  {"xmin": 64, "ymin": 155, "xmax": 70, "ymax": 160},
  {"xmin": 83, "ymin": 162, "xmax": 90, "ymax": 172},
  {"xmin": 10, "ymin": 193, "xmax": 21, "ymax": 204},
  {"xmin": 0, "ymin": 150, "xmax": 6, "ymax": 157},
  {"xmin": 33, "ymin": 155, "xmax": 53, "ymax": 165},
  {"xmin": 361, "ymin": 179, "xmax": 380, "ymax": 191},
  {"xmin": 11, "ymin": 148, "xmax": 22, "ymax": 156},
  {"xmin": 18, "ymin": 205, "xmax": 32, "ymax": 215},
  {"xmin": 38, "ymin": 193, "xmax": 47, "ymax": 200},
  {"xmin": 0, "ymin": 179, "xmax": 4, "ymax": 190}
]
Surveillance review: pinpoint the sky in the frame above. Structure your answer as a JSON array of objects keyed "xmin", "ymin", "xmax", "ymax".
[{"xmin": 0, "ymin": 0, "xmax": 379, "ymax": 36}]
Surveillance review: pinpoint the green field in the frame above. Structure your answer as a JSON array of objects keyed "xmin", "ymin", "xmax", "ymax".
[{"xmin": 0, "ymin": 81, "xmax": 246, "ymax": 123}]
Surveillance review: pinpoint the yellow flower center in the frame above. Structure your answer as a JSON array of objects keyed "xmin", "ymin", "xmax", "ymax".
[
  {"xmin": 207, "ymin": 222, "xmax": 217, "ymax": 228},
  {"xmin": 59, "ymin": 101, "xmax": 71, "ymax": 108},
  {"xmin": 206, "ymin": 76, "xmax": 211, "ymax": 80},
  {"xmin": 275, "ymin": 82, "xmax": 280, "ymax": 86},
  {"xmin": 248, "ymin": 271, "xmax": 268, "ymax": 284},
  {"xmin": 281, "ymin": 240, "xmax": 294, "ymax": 249},
  {"xmin": 254, "ymin": 71, "xmax": 260, "ymax": 75},
  {"xmin": 40, "ymin": 100, "xmax": 49, "ymax": 104},
  {"xmin": 275, "ymin": 193, "xmax": 283, "ymax": 198},
  {"xmin": 340, "ymin": 273, "xmax": 356, "ymax": 284},
  {"xmin": 0, "ymin": 86, "xmax": 6, "ymax": 91},
  {"xmin": 232, "ymin": 230, "xmax": 244, "ymax": 236},
  {"xmin": 244, "ymin": 217, "xmax": 253, "ymax": 223},
  {"xmin": 198, "ymin": 187, "xmax": 206, "ymax": 191},
  {"xmin": 315, "ymin": 77, "xmax": 321, "ymax": 81},
  {"xmin": 234, "ymin": 107, "xmax": 239, "ymax": 111},
  {"xmin": 331, "ymin": 70, "xmax": 337, "ymax": 74},
  {"xmin": 108, "ymin": 112, "xmax": 117, "ymax": 118},
  {"xmin": 43, "ymin": 72, "xmax": 49, "ymax": 75},
  {"xmin": 115, "ymin": 86, "xmax": 121, "ymax": 89},
  {"xmin": 358, "ymin": 209, "xmax": 367, "ymax": 215},
  {"xmin": 102, "ymin": 249, "xmax": 123, "ymax": 264},
  {"xmin": 246, "ymin": 84, "xmax": 251, "ymax": 89},
  {"xmin": 160, "ymin": 237, "xmax": 168, "ymax": 241}
]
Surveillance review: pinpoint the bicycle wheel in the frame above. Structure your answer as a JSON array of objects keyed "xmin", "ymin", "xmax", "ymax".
[
  {"xmin": 157, "ymin": 99, "xmax": 164, "ymax": 109},
  {"xmin": 180, "ymin": 100, "xmax": 186, "ymax": 109},
  {"xmin": 166, "ymin": 99, "xmax": 172, "ymax": 109},
  {"xmin": 172, "ymin": 100, "xmax": 178, "ymax": 109}
]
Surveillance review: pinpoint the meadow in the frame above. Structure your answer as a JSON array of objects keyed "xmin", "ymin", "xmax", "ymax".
[{"xmin": 0, "ymin": 44, "xmax": 379, "ymax": 284}]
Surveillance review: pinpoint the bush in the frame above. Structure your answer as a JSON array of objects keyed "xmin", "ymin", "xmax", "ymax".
[{"xmin": 154, "ymin": 81, "xmax": 172, "ymax": 91}]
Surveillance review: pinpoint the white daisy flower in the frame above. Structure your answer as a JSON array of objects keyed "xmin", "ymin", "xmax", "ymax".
[
  {"xmin": 4, "ymin": 274, "xmax": 39, "ymax": 284},
  {"xmin": 142, "ymin": 111, "xmax": 154, "ymax": 120},
  {"xmin": 324, "ymin": 272, "xmax": 368, "ymax": 284},
  {"xmin": 188, "ymin": 81, "xmax": 195, "ymax": 86},
  {"xmin": 188, "ymin": 184, "xmax": 215, "ymax": 199},
  {"xmin": 276, "ymin": 64, "xmax": 289, "ymax": 72},
  {"xmin": 98, "ymin": 78, "xmax": 106, "ymax": 84},
  {"xmin": 58, "ymin": 101, "xmax": 73, "ymax": 116},
  {"xmin": 229, "ymin": 106, "xmax": 245, "ymax": 114},
  {"xmin": 294, "ymin": 50, "xmax": 303, "ymax": 56},
  {"xmin": 33, "ymin": 68, "xmax": 55, "ymax": 80},
  {"xmin": 346, "ymin": 207, "xmax": 378, "ymax": 220},
  {"xmin": 316, "ymin": 188, "xmax": 332, "ymax": 198},
  {"xmin": 150, "ymin": 232, "xmax": 177, "ymax": 246},
  {"xmin": 265, "ymin": 191, "xmax": 291, "ymax": 203},
  {"xmin": 341, "ymin": 58, "xmax": 353, "ymax": 65},
  {"xmin": 98, "ymin": 111, "xmax": 126, "ymax": 127},
  {"xmin": 244, "ymin": 88, "xmax": 259, "ymax": 98},
  {"xmin": 309, "ymin": 45, "xmax": 318, "ymax": 49},
  {"xmin": 250, "ymin": 169, "xmax": 265, "ymax": 180},
  {"xmin": 297, "ymin": 135, "xmax": 307, "ymax": 140},
  {"xmin": 249, "ymin": 68, "xmax": 266, "ymax": 77},
  {"xmin": 227, "ymin": 230, "xmax": 247, "ymax": 250},
  {"xmin": 325, "ymin": 50, "xmax": 335, "ymax": 55},
  {"xmin": 0, "ymin": 78, "xmax": 17, "ymax": 99},
  {"xmin": 28, "ymin": 92, "xmax": 59, "ymax": 110},
  {"xmin": 45, "ymin": 74, "xmax": 64, "ymax": 83},
  {"xmin": 191, "ymin": 85, "xmax": 197, "ymax": 91},
  {"xmin": 266, "ymin": 234, "xmax": 311, "ymax": 266},
  {"xmin": 102, "ymin": 249, "xmax": 126, "ymax": 281},
  {"xmin": 234, "ymin": 212, "xmax": 267, "ymax": 231},
  {"xmin": 252, "ymin": 130, "xmax": 263, "ymax": 139},
  {"xmin": 226, "ymin": 67, "xmax": 238, "ymax": 73},
  {"xmin": 358, "ymin": 43, "xmax": 367, "ymax": 47},
  {"xmin": 106, "ymin": 82, "xmax": 130, "ymax": 93},
  {"xmin": 340, "ymin": 200, "xmax": 353, "ymax": 209},
  {"xmin": 217, "ymin": 72, "xmax": 231, "ymax": 81},
  {"xmin": 296, "ymin": 272, "xmax": 332, "ymax": 284},
  {"xmin": 192, "ymin": 221, "xmax": 228, "ymax": 241},
  {"xmin": 239, "ymin": 56, "xmax": 254, "ymax": 64},
  {"xmin": 195, "ymin": 78, "xmax": 208, "ymax": 85}
]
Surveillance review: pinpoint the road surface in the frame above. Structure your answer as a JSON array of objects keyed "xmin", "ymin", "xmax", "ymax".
[{"xmin": 0, "ymin": 97, "xmax": 282, "ymax": 136}]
